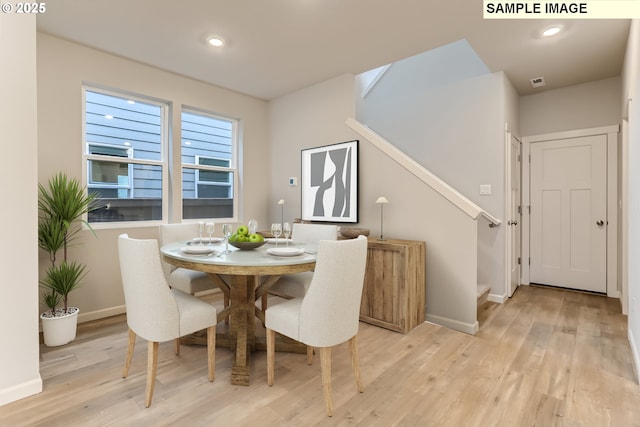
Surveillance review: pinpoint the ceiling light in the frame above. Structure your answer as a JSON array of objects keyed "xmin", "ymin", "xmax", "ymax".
[
  {"xmin": 542, "ymin": 26, "xmax": 561, "ymax": 37},
  {"xmin": 207, "ymin": 36, "xmax": 225, "ymax": 47}
]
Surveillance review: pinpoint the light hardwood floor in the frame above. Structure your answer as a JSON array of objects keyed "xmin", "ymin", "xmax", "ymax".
[{"xmin": 2, "ymin": 285, "xmax": 639, "ymax": 426}]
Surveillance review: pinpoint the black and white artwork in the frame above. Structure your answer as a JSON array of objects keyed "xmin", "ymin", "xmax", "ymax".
[{"xmin": 301, "ymin": 140, "xmax": 358, "ymax": 223}]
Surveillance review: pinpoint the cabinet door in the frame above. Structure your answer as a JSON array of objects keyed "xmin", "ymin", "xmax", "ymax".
[
  {"xmin": 360, "ymin": 239, "xmax": 425, "ymax": 333},
  {"xmin": 360, "ymin": 243, "xmax": 406, "ymax": 332}
]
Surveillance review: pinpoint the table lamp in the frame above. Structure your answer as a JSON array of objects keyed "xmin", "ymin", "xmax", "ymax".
[
  {"xmin": 376, "ymin": 196, "xmax": 389, "ymax": 240},
  {"xmin": 277, "ymin": 199, "xmax": 285, "ymax": 228}
]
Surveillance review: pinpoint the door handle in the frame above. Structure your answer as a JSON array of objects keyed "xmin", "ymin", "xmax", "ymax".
[
  {"xmin": 596, "ymin": 220, "xmax": 604, "ymax": 227},
  {"xmin": 508, "ymin": 220, "xmax": 518, "ymax": 226}
]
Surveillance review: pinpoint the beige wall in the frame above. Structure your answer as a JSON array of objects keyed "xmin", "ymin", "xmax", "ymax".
[
  {"xmin": 269, "ymin": 75, "xmax": 480, "ymax": 332},
  {"xmin": 37, "ymin": 33, "xmax": 271, "ymax": 322},
  {"xmin": 622, "ymin": 19, "xmax": 640, "ymax": 382},
  {"xmin": 520, "ymin": 76, "xmax": 622, "ymax": 136},
  {"xmin": 0, "ymin": 14, "xmax": 42, "ymax": 405}
]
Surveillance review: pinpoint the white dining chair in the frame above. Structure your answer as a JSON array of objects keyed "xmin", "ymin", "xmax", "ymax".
[
  {"xmin": 118, "ymin": 234, "xmax": 218, "ymax": 408},
  {"xmin": 266, "ymin": 235, "xmax": 368, "ymax": 416},
  {"xmin": 159, "ymin": 223, "xmax": 217, "ymax": 295},
  {"xmin": 262, "ymin": 223, "xmax": 338, "ymax": 310}
]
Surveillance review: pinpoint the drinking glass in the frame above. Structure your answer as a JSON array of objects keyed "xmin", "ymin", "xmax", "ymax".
[
  {"xmin": 271, "ymin": 223, "xmax": 282, "ymax": 246},
  {"xmin": 205, "ymin": 222, "xmax": 215, "ymax": 245},
  {"xmin": 222, "ymin": 223, "xmax": 232, "ymax": 253},
  {"xmin": 198, "ymin": 221, "xmax": 205, "ymax": 244},
  {"xmin": 248, "ymin": 219, "xmax": 258, "ymax": 235},
  {"xmin": 283, "ymin": 222, "xmax": 291, "ymax": 246}
]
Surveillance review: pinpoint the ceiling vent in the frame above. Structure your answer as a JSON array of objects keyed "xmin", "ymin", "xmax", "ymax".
[{"xmin": 530, "ymin": 76, "xmax": 546, "ymax": 88}]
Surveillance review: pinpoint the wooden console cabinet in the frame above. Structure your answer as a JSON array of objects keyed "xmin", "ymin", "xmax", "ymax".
[{"xmin": 359, "ymin": 238, "xmax": 426, "ymax": 333}]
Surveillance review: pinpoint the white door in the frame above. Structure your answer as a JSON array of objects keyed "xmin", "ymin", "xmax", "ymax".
[
  {"xmin": 530, "ymin": 135, "xmax": 607, "ymax": 293},
  {"xmin": 508, "ymin": 135, "xmax": 521, "ymax": 297}
]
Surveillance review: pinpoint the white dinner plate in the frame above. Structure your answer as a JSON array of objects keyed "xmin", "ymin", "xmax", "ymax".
[
  {"xmin": 267, "ymin": 247, "xmax": 305, "ymax": 257},
  {"xmin": 192, "ymin": 237, "xmax": 224, "ymax": 244},
  {"xmin": 181, "ymin": 246, "xmax": 216, "ymax": 255},
  {"xmin": 265, "ymin": 238, "xmax": 292, "ymax": 244}
]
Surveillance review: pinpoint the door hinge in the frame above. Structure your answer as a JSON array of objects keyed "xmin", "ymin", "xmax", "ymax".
[
  {"xmin": 517, "ymin": 257, "xmax": 521, "ymax": 265},
  {"xmin": 518, "ymin": 205, "xmax": 522, "ymax": 215},
  {"xmin": 517, "ymin": 154, "xmax": 521, "ymax": 162},
  {"xmin": 529, "ymin": 257, "xmax": 531, "ymax": 265}
]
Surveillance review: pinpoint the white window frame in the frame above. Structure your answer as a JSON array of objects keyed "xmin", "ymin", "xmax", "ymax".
[
  {"xmin": 194, "ymin": 155, "xmax": 232, "ymax": 198},
  {"xmin": 181, "ymin": 107, "xmax": 239, "ymax": 222},
  {"xmin": 87, "ymin": 142, "xmax": 134, "ymax": 198},
  {"xmin": 82, "ymin": 85, "xmax": 169, "ymax": 228}
]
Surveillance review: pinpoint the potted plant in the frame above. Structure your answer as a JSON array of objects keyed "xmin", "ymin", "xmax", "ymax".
[{"xmin": 38, "ymin": 172, "xmax": 98, "ymax": 346}]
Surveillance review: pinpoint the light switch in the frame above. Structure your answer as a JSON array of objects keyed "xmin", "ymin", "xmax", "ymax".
[{"xmin": 480, "ymin": 184, "xmax": 492, "ymax": 195}]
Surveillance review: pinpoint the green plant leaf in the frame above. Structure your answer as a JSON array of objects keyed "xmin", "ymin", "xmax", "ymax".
[
  {"xmin": 40, "ymin": 261, "xmax": 86, "ymax": 313},
  {"xmin": 42, "ymin": 290, "xmax": 62, "ymax": 315},
  {"xmin": 38, "ymin": 172, "xmax": 99, "ymax": 263}
]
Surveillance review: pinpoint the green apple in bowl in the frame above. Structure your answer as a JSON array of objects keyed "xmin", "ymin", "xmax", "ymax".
[
  {"xmin": 237, "ymin": 225, "xmax": 249, "ymax": 236},
  {"xmin": 249, "ymin": 233, "xmax": 264, "ymax": 243}
]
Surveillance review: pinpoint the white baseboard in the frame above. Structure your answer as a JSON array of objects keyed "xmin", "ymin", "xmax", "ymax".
[
  {"xmin": 78, "ymin": 305, "xmax": 126, "ymax": 324},
  {"xmin": 629, "ymin": 327, "xmax": 640, "ymax": 385},
  {"xmin": 426, "ymin": 313, "xmax": 479, "ymax": 335},
  {"xmin": 0, "ymin": 377, "xmax": 42, "ymax": 407},
  {"xmin": 488, "ymin": 293, "xmax": 506, "ymax": 304}
]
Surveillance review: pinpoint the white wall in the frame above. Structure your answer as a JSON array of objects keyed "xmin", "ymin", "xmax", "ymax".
[
  {"xmin": 269, "ymin": 75, "xmax": 480, "ymax": 333},
  {"xmin": 356, "ymin": 43, "xmax": 512, "ymax": 302},
  {"xmin": 520, "ymin": 77, "xmax": 622, "ymax": 136},
  {"xmin": 268, "ymin": 74, "xmax": 357, "ymax": 222},
  {"xmin": 37, "ymin": 33, "xmax": 270, "ymax": 322},
  {"xmin": 0, "ymin": 14, "xmax": 42, "ymax": 405},
  {"xmin": 622, "ymin": 19, "xmax": 640, "ymax": 383}
]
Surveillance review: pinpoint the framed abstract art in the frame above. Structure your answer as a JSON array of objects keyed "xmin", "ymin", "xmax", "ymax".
[{"xmin": 301, "ymin": 140, "xmax": 358, "ymax": 223}]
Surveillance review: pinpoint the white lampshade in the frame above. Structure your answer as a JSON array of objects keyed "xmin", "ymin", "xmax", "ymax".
[{"xmin": 376, "ymin": 196, "xmax": 389, "ymax": 240}]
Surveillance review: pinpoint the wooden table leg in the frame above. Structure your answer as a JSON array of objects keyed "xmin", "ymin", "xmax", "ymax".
[
  {"xmin": 229, "ymin": 275, "xmax": 257, "ymax": 386},
  {"xmin": 182, "ymin": 274, "xmax": 303, "ymax": 386}
]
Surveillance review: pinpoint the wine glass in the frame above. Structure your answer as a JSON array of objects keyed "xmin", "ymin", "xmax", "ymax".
[
  {"xmin": 248, "ymin": 219, "xmax": 258, "ymax": 235},
  {"xmin": 283, "ymin": 222, "xmax": 291, "ymax": 246},
  {"xmin": 222, "ymin": 223, "xmax": 232, "ymax": 253},
  {"xmin": 205, "ymin": 222, "xmax": 215, "ymax": 245},
  {"xmin": 271, "ymin": 223, "xmax": 282, "ymax": 246},
  {"xmin": 198, "ymin": 221, "xmax": 205, "ymax": 245}
]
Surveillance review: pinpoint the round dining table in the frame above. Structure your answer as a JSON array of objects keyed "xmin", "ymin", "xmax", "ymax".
[{"xmin": 160, "ymin": 240, "xmax": 317, "ymax": 386}]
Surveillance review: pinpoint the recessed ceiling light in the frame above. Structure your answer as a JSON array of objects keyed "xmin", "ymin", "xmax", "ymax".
[
  {"xmin": 207, "ymin": 36, "xmax": 225, "ymax": 47},
  {"xmin": 542, "ymin": 26, "xmax": 561, "ymax": 37}
]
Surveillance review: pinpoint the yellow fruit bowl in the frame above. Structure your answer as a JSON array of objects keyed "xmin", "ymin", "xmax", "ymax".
[{"xmin": 228, "ymin": 240, "xmax": 266, "ymax": 250}]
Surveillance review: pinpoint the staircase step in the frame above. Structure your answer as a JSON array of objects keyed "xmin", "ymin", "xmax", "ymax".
[{"xmin": 477, "ymin": 284, "xmax": 490, "ymax": 306}]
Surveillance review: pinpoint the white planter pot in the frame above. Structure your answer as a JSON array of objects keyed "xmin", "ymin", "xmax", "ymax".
[{"xmin": 40, "ymin": 307, "xmax": 79, "ymax": 347}]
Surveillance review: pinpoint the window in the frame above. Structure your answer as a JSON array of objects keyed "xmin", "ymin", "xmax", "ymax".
[
  {"xmin": 82, "ymin": 87, "xmax": 239, "ymax": 224},
  {"xmin": 181, "ymin": 110, "xmax": 237, "ymax": 220},
  {"xmin": 195, "ymin": 156, "xmax": 232, "ymax": 198},
  {"xmin": 83, "ymin": 88, "xmax": 167, "ymax": 223},
  {"xmin": 87, "ymin": 143, "xmax": 133, "ymax": 198}
]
